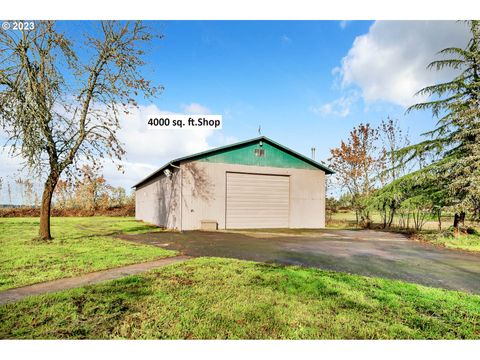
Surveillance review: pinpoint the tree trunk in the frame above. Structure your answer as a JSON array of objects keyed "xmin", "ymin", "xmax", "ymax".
[
  {"xmin": 387, "ymin": 206, "xmax": 396, "ymax": 228},
  {"xmin": 459, "ymin": 211, "xmax": 466, "ymax": 226},
  {"xmin": 453, "ymin": 213, "xmax": 460, "ymax": 237},
  {"xmin": 437, "ymin": 210, "xmax": 442, "ymax": 232},
  {"xmin": 38, "ymin": 175, "xmax": 58, "ymax": 240},
  {"xmin": 382, "ymin": 203, "xmax": 387, "ymax": 229}
]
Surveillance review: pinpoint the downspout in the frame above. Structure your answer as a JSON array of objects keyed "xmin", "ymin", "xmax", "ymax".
[{"xmin": 169, "ymin": 163, "xmax": 182, "ymax": 232}]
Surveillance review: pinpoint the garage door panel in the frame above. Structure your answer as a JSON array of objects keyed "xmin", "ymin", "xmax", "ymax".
[
  {"xmin": 226, "ymin": 172, "xmax": 290, "ymax": 229},
  {"xmin": 226, "ymin": 199, "xmax": 289, "ymax": 204},
  {"xmin": 227, "ymin": 207, "xmax": 288, "ymax": 210}
]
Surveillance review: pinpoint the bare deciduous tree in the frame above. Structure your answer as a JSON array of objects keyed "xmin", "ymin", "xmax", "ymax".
[
  {"xmin": 74, "ymin": 165, "xmax": 108, "ymax": 211},
  {"xmin": 0, "ymin": 21, "xmax": 161, "ymax": 239},
  {"xmin": 7, "ymin": 182, "xmax": 12, "ymax": 205},
  {"xmin": 377, "ymin": 117, "xmax": 410, "ymax": 228}
]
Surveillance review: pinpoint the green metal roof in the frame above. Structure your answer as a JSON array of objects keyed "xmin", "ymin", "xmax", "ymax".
[{"xmin": 132, "ymin": 136, "xmax": 334, "ymax": 188}]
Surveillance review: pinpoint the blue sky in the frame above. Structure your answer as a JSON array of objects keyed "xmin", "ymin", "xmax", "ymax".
[
  {"xmin": 115, "ymin": 20, "xmax": 466, "ymax": 167},
  {"xmin": 135, "ymin": 20, "xmax": 403, "ymax": 156},
  {"xmin": 152, "ymin": 20, "xmax": 375, "ymax": 157},
  {"xmin": 0, "ymin": 20, "xmax": 471, "ymax": 202}
]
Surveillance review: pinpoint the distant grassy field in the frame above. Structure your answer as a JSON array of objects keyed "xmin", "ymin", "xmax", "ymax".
[
  {"xmin": 328, "ymin": 211, "xmax": 456, "ymax": 230},
  {"xmin": 1, "ymin": 257, "xmax": 479, "ymax": 339},
  {"xmin": 0, "ymin": 217, "xmax": 176, "ymax": 291},
  {"xmin": 328, "ymin": 211, "xmax": 480, "ymax": 252}
]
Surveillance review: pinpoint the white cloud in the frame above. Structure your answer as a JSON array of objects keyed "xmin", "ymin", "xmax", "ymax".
[
  {"xmin": 311, "ymin": 91, "xmax": 358, "ymax": 118},
  {"xmin": 101, "ymin": 160, "xmax": 158, "ymax": 189},
  {"xmin": 0, "ymin": 102, "xmax": 228, "ymax": 196},
  {"xmin": 109, "ymin": 103, "xmax": 222, "ymax": 188},
  {"xmin": 0, "ymin": 145, "xmax": 40, "ymax": 204},
  {"xmin": 281, "ymin": 34, "xmax": 292, "ymax": 44},
  {"xmin": 0, "ymin": 147, "xmax": 23, "ymax": 177},
  {"xmin": 337, "ymin": 21, "xmax": 470, "ymax": 107},
  {"xmin": 181, "ymin": 102, "xmax": 211, "ymax": 114}
]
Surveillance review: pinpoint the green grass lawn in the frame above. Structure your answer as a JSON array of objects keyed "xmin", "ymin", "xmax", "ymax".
[
  {"xmin": 0, "ymin": 217, "xmax": 176, "ymax": 291},
  {"xmin": 417, "ymin": 232, "xmax": 480, "ymax": 252},
  {"xmin": 0, "ymin": 257, "xmax": 478, "ymax": 339}
]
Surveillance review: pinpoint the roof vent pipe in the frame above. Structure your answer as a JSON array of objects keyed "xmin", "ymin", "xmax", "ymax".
[{"xmin": 311, "ymin": 147, "xmax": 316, "ymax": 160}]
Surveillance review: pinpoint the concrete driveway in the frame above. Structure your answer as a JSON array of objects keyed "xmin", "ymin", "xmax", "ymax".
[{"xmin": 118, "ymin": 229, "xmax": 480, "ymax": 294}]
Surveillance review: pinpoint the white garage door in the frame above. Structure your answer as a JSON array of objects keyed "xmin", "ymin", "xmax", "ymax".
[{"xmin": 226, "ymin": 172, "xmax": 290, "ymax": 229}]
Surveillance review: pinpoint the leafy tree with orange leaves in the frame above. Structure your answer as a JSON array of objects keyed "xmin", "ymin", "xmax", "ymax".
[{"xmin": 328, "ymin": 123, "xmax": 382, "ymax": 227}]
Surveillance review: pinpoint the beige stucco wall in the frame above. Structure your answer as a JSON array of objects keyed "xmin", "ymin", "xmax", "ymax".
[
  {"xmin": 135, "ymin": 160, "xmax": 326, "ymax": 230},
  {"xmin": 135, "ymin": 170, "xmax": 181, "ymax": 228}
]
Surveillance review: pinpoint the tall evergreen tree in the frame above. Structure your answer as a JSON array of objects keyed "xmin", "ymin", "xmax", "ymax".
[{"xmin": 400, "ymin": 20, "xmax": 480, "ymax": 229}]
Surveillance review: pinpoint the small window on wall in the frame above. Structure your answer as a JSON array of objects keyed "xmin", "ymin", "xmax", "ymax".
[{"xmin": 254, "ymin": 148, "xmax": 265, "ymax": 157}]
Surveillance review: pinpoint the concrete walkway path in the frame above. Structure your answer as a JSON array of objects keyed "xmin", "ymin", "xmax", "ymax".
[{"xmin": 0, "ymin": 256, "xmax": 191, "ymax": 305}]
